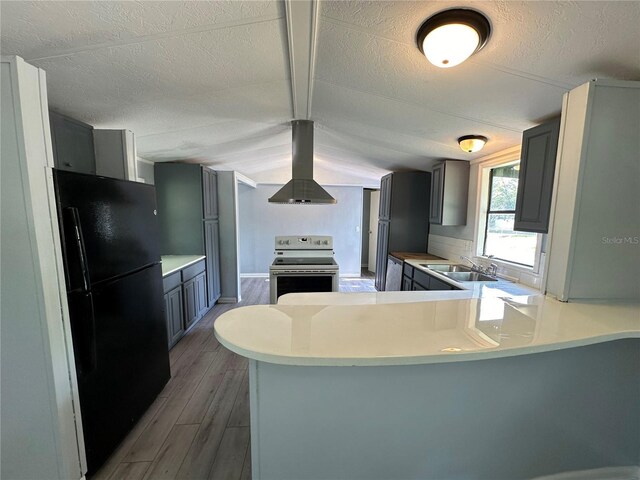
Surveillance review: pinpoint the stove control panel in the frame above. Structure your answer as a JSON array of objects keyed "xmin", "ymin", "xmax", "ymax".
[{"xmin": 275, "ymin": 235, "xmax": 333, "ymax": 250}]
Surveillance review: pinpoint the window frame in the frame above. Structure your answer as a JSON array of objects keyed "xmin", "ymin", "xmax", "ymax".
[
  {"xmin": 472, "ymin": 148, "xmax": 544, "ymax": 275},
  {"xmin": 482, "ymin": 166, "xmax": 536, "ymax": 268}
]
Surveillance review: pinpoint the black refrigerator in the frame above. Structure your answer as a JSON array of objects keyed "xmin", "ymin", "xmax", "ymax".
[{"xmin": 53, "ymin": 170, "xmax": 170, "ymax": 476}]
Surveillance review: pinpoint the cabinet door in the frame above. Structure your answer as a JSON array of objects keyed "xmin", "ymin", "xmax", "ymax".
[
  {"xmin": 205, "ymin": 220, "xmax": 221, "ymax": 305},
  {"xmin": 375, "ymin": 220, "xmax": 390, "ymax": 290},
  {"xmin": 379, "ymin": 175, "xmax": 392, "ymax": 220},
  {"xmin": 165, "ymin": 286, "xmax": 184, "ymax": 348},
  {"xmin": 402, "ymin": 276, "xmax": 412, "ymax": 291},
  {"xmin": 49, "ymin": 110, "xmax": 96, "ymax": 174},
  {"xmin": 195, "ymin": 272, "xmax": 208, "ymax": 316},
  {"xmin": 202, "ymin": 168, "xmax": 218, "ymax": 220},
  {"xmin": 428, "ymin": 276, "xmax": 454, "ymax": 291},
  {"xmin": 514, "ymin": 118, "xmax": 560, "ymax": 233},
  {"xmin": 429, "ymin": 163, "xmax": 444, "ymax": 224},
  {"xmin": 183, "ymin": 278, "xmax": 198, "ymax": 330}
]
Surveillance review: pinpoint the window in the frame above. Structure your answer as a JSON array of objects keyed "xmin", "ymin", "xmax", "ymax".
[{"xmin": 483, "ymin": 164, "xmax": 537, "ymax": 267}]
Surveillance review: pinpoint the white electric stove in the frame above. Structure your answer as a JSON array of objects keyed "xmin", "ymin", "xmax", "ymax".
[{"xmin": 269, "ymin": 235, "xmax": 339, "ymax": 304}]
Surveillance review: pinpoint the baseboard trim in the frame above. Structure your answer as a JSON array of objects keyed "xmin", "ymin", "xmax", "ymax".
[{"xmin": 217, "ymin": 297, "xmax": 238, "ymax": 304}]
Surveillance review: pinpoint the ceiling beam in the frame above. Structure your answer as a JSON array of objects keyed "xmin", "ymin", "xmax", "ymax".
[{"xmin": 284, "ymin": 0, "xmax": 320, "ymax": 120}]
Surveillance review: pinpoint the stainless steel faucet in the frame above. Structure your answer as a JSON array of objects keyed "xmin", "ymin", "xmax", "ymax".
[
  {"xmin": 487, "ymin": 263, "xmax": 499, "ymax": 277},
  {"xmin": 460, "ymin": 256, "xmax": 499, "ymax": 277},
  {"xmin": 460, "ymin": 256, "xmax": 483, "ymax": 272}
]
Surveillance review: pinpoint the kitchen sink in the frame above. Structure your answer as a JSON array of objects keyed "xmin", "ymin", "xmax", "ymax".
[
  {"xmin": 420, "ymin": 264, "xmax": 472, "ymax": 273},
  {"xmin": 441, "ymin": 271, "xmax": 497, "ymax": 282}
]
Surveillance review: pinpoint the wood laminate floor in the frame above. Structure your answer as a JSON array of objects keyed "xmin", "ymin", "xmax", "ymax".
[{"xmin": 93, "ymin": 275, "xmax": 375, "ymax": 480}]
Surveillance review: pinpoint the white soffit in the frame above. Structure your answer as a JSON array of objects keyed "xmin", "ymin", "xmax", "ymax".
[{"xmin": 1, "ymin": 1, "xmax": 639, "ymax": 185}]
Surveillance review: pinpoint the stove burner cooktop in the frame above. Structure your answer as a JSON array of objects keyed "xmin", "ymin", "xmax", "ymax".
[{"xmin": 272, "ymin": 257, "xmax": 337, "ymax": 266}]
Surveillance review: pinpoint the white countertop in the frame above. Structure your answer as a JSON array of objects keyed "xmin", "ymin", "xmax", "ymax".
[
  {"xmin": 161, "ymin": 255, "xmax": 205, "ymax": 277},
  {"xmin": 405, "ymin": 258, "xmax": 540, "ymax": 296},
  {"xmin": 279, "ymin": 259, "xmax": 538, "ymax": 305},
  {"xmin": 214, "ymin": 295, "xmax": 640, "ymax": 366}
]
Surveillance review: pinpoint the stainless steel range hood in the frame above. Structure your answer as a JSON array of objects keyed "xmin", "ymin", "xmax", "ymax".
[{"xmin": 268, "ymin": 120, "xmax": 336, "ymax": 204}]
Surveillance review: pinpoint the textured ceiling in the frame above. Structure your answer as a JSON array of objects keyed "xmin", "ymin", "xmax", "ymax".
[{"xmin": 2, "ymin": 1, "xmax": 639, "ymax": 186}]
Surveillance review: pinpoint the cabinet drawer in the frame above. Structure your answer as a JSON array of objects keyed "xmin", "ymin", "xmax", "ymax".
[
  {"xmin": 163, "ymin": 271, "xmax": 181, "ymax": 293},
  {"xmin": 182, "ymin": 259, "xmax": 205, "ymax": 282},
  {"xmin": 403, "ymin": 262, "xmax": 414, "ymax": 278},
  {"xmin": 413, "ymin": 269, "xmax": 431, "ymax": 289}
]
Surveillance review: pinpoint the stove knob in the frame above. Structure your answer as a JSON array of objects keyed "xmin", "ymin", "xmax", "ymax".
[{"xmin": 323, "ymin": 240, "xmax": 329, "ymax": 245}]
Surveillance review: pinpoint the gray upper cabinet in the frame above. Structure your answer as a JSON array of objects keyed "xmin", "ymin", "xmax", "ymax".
[
  {"xmin": 429, "ymin": 163, "xmax": 444, "ymax": 224},
  {"xmin": 379, "ymin": 175, "xmax": 392, "ymax": 220},
  {"xmin": 93, "ymin": 129, "xmax": 137, "ymax": 181},
  {"xmin": 429, "ymin": 160, "xmax": 469, "ymax": 226},
  {"xmin": 49, "ymin": 110, "xmax": 96, "ymax": 175},
  {"xmin": 202, "ymin": 168, "xmax": 218, "ymax": 219},
  {"xmin": 514, "ymin": 118, "xmax": 561, "ymax": 233}
]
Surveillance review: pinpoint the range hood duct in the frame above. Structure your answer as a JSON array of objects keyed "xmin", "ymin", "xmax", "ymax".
[{"xmin": 268, "ymin": 120, "xmax": 336, "ymax": 204}]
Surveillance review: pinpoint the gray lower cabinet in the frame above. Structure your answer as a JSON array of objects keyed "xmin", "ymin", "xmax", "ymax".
[
  {"xmin": 402, "ymin": 263, "xmax": 460, "ymax": 291},
  {"xmin": 375, "ymin": 220, "xmax": 390, "ymax": 290},
  {"xmin": 183, "ymin": 277, "xmax": 198, "ymax": 331},
  {"xmin": 195, "ymin": 271, "xmax": 207, "ymax": 317},
  {"xmin": 163, "ymin": 259, "xmax": 207, "ymax": 349},
  {"xmin": 164, "ymin": 286, "xmax": 184, "ymax": 348},
  {"xmin": 205, "ymin": 220, "xmax": 221, "ymax": 304}
]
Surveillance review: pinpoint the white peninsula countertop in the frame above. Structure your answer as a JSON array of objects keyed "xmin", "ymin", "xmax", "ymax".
[
  {"xmin": 214, "ymin": 295, "xmax": 640, "ymax": 366},
  {"xmin": 160, "ymin": 255, "xmax": 205, "ymax": 277}
]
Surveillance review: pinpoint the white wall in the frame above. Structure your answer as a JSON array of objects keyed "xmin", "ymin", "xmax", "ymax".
[
  {"xmin": 238, "ymin": 185, "xmax": 363, "ymax": 276},
  {"xmin": 1, "ymin": 56, "xmax": 84, "ymax": 480}
]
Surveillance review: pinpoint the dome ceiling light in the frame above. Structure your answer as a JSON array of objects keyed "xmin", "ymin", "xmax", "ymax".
[
  {"xmin": 458, "ymin": 135, "xmax": 488, "ymax": 153},
  {"xmin": 416, "ymin": 9, "xmax": 491, "ymax": 68}
]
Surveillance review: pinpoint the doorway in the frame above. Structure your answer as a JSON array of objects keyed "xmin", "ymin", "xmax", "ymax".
[{"xmin": 368, "ymin": 190, "xmax": 380, "ymax": 273}]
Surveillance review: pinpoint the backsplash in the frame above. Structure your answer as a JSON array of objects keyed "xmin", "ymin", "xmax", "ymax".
[
  {"xmin": 428, "ymin": 235, "xmax": 473, "ymax": 260},
  {"xmin": 428, "ymin": 234, "xmax": 542, "ymax": 290}
]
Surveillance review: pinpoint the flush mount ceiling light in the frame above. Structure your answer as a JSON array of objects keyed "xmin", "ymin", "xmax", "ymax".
[
  {"xmin": 458, "ymin": 135, "xmax": 488, "ymax": 153},
  {"xmin": 416, "ymin": 9, "xmax": 491, "ymax": 68}
]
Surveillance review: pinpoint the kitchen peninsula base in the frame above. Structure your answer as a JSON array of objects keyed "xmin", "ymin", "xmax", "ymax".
[{"xmin": 248, "ymin": 340, "xmax": 638, "ymax": 480}]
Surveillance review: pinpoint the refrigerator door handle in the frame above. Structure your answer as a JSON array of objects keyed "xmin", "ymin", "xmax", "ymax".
[
  {"xmin": 84, "ymin": 292, "xmax": 98, "ymax": 373},
  {"xmin": 66, "ymin": 207, "xmax": 91, "ymax": 292},
  {"xmin": 68, "ymin": 291, "xmax": 98, "ymax": 375}
]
